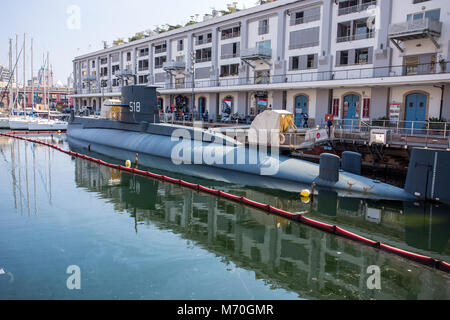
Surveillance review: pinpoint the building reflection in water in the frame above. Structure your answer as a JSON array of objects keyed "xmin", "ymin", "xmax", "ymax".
[{"xmin": 73, "ymin": 157, "xmax": 450, "ymax": 300}]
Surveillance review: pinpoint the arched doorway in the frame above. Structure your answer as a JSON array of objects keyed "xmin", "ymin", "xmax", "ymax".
[
  {"xmin": 343, "ymin": 94, "xmax": 360, "ymax": 127},
  {"xmin": 405, "ymin": 93, "xmax": 427, "ymax": 130},
  {"xmin": 295, "ymin": 95, "xmax": 308, "ymax": 128},
  {"xmin": 198, "ymin": 97, "xmax": 206, "ymax": 120}
]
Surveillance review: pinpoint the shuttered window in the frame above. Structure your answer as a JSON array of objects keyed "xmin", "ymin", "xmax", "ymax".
[
  {"xmin": 289, "ymin": 27, "xmax": 320, "ymax": 50},
  {"xmin": 195, "ymin": 67, "xmax": 211, "ymax": 79},
  {"xmin": 363, "ymin": 98, "xmax": 371, "ymax": 118},
  {"xmin": 332, "ymin": 99, "xmax": 340, "ymax": 117}
]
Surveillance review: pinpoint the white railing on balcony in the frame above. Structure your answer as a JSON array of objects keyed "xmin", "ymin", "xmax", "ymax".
[
  {"xmin": 337, "ymin": 31, "xmax": 375, "ymax": 43},
  {"xmin": 338, "ymin": 1, "xmax": 377, "ymax": 16},
  {"xmin": 163, "ymin": 61, "xmax": 186, "ymax": 70},
  {"xmin": 389, "ymin": 18, "xmax": 442, "ymax": 37},
  {"xmin": 240, "ymin": 47, "xmax": 272, "ymax": 58}
]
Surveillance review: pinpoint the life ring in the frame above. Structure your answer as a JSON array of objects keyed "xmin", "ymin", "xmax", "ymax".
[
  {"xmin": 280, "ymin": 134, "xmax": 286, "ymax": 144},
  {"xmin": 316, "ymin": 132, "xmax": 321, "ymax": 140}
]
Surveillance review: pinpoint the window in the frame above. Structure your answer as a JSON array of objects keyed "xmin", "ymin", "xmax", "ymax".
[
  {"xmin": 177, "ymin": 40, "xmax": 184, "ymax": 51},
  {"xmin": 221, "ymin": 27, "xmax": 240, "ymax": 40},
  {"xmin": 155, "ymin": 43, "xmax": 167, "ymax": 54},
  {"xmin": 196, "ymin": 48, "xmax": 212, "ymax": 63},
  {"xmin": 112, "ymin": 78, "xmax": 119, "ymax": 87},
  {"xmin": 196, "ymin": 33, "xmax": 212, "ymax": 45},
  {"xmin": 292, "ymin": 56, "xmax": 299, "ymax": 70},
  {"xmin": 127, "ymin": 52, "xmax": 131, "ymax": 61},
  {"xmin": 92, "ymin": 61, "xmax": 95, "ymax": 68},
  {"xmin": 100, "ymin": 67, "xmax": 108, "ymax": 77},
  {"xmin": 307, "ymin": 55, "xmax": 316, "ymax": 69},
  {"xmin": 256, "ymin": 40, "xmax": 271, "ymax": 50},
  {"xmin": 340, "ymin": 51, "xmax": 349, "ymax": 65},
  {"xmin": 100, "ymin": 58, "xmax": 107, "ymax": 65},
  {"xmin": 258, "ymin": 19, "xmax": 269, "ymax": 35},
  {"xmin": 139, "ymin": 48, "xmax": 149, "ymax": 57},
  {"xmin": 138, "ymin": 75, "xmax": 148, "ymax": 84},
  {"xmin": 101, "ymin": 80, "xmax": 108, "ymax": 88},
  {"xmin": 112, "ymin": 65, "xmax": 120, "ymax": 74},
  {"xmin": 220, "ymin": 64, "xmax": 239, "ymax": 77},
  {"xmin": 138, "ymin": 59, "xmax": 149, "ymax": 71},
  {"xmin": 291, "ymin": 7, "xmax": 321, "ymax": 25},
  {"xmin": 355, "ymin": 48, "xmax": 369, "ymax": 64},
  {"xmin": 154, "ymin": 56, "xmax": 166, "ymax": 69},
  {"xmin": 407, "ymin": 9, "xmax": 440, "ymax": 21}
]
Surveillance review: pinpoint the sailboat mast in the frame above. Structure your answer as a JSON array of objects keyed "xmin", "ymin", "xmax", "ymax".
[
  {"xmin": 31, "ymin": 38, "xmax": 34, "ymax": 113},
  {"xmin": 15, "ymin": 34, "xmax": 18, "ymax": 110},
  {"xmin": 23, "ymin": 33, "xmax": 26, "ymax": 112},
  {"xmin": 47, "ymin": 52, "xmax": 50, "ymax": 119},
  {"xmin": 9, "ymin": 39, "xmax": 13, "ymax": 114}
]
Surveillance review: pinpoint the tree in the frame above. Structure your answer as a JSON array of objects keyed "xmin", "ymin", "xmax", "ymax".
[{"xmin": 113, "ymin": 38, "xmax": 126, "ymax": 46}]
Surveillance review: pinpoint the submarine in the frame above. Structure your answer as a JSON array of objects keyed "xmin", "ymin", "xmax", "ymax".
[{"xmin": 67, "ymin": 85, "xmax": 422, "ymax": 201}]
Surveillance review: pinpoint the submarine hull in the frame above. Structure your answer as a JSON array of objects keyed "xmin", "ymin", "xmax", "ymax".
[{"xmin": 67, "ymin": 123, "xmax": 415, "ymax": 201}]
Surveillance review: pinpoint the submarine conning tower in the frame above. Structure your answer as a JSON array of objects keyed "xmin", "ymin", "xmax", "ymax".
[{"xmin": 119, "ymin": 85, "xmax": 160, "ymax": 124}]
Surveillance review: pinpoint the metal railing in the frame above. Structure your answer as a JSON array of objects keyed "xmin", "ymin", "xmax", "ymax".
[
  {"xmin": 220, "ymin": 53, "xmax": 240, "ymax": 60},
  {"xmin": 196, "ymin": 38, "xmax": 212, "ymax": 45},
  {"xmin": 240, "ymin": 47, "xmax": 272, "ymax": 58},
  {"xmin": 338, "ymin": 1, "xmax": 377, "ymax": 16},
  {"xmin": 291, "ymin": 14, "xmax": 321, "ymax": 26},
  {"xmin": 389, "ymin": 18, "xmax": 442, "ymax": 37},
  {"xmin": 331, "ymin": 119, "xmax": 450, "ymax": 148},
  {"xmin": 159, "ymin": 61, "xmax": 449, "ymax": 90},
  {"xmin": 336, "ymin": 31, "xmax": 375, "ymax": 43},
  {"xmin": 195, "ymin": 57, "xmax": 212, "ymax": 63}
]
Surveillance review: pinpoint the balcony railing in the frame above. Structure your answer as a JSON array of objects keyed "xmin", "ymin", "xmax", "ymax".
[
  {"xmin": 155, "ymin": 47, "xmax": 167, "ymax": 54},
  {"xmin": 338, "ymin": 1, "xmax": 377, "ymax": 16},
  {"xmin": 240, "ymin": 47, "xmax": 272, "ymax": 59},
  {"xmin": 220, "ymin": 53, "xmax": 240, "ymax": 60},
  {"xmin": 291, "ymin": 14, "xmax": 321, "ymax": 26},
  {"xmin": 195, "ymin": 57, "xmax": 212, "ymax": 63},
  {"xmin": 163, "ymin": 61, "xmax": 186, "ymax": 70},
  {"xmin": 389, "ymin": 18, "xmax": 442, "ymax": 38},
  {"xmin": 159, "ymin": 61, "xmax": 449, "ymax": 90},
  {"xmin": 337, "ymin": 31, "xmax": 375, "ymax": 43},
  {"xmin": 196, "ymin": 38, "xmax": 212, "ymax": 45}
]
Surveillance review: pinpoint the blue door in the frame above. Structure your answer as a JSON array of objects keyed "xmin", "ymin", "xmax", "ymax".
[
  {"xmin": 343, "ymin": 94, "xmax": 360, "ymax": 128},
  {"xmin": 405, "ymin": 93, "xmax": 427, "ymax": 131},
  {"xmin": 295, "ymin": 95, "xmax": 308, "ymax": 128}
]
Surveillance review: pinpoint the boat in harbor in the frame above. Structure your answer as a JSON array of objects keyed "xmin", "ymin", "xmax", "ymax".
[
  {"xmin": 27, "ymin": 118, "xmax": 68, "ymax": 131},
  {"xmin": 66, "ymin": 85, "xmax": 425, "ymax": 202}
]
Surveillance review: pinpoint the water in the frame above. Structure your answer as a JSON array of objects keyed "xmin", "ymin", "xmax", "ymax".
[{"xmin": 0, "ymin": 134, "xmax": 449, "ymax": 300}]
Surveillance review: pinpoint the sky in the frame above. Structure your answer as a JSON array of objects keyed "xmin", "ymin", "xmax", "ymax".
[{"xmin": 0, "ymin": 0, "xmax": 257, "ymax": 85}]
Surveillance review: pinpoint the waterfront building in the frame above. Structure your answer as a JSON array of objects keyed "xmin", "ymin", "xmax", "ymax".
[{"xmin": 71, "ymin": 0, "xmax": 450, "ymax": 126}]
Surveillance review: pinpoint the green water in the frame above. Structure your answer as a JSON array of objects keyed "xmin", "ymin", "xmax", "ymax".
[{"xmin": 0, "ymin": 135, "xmax": 449, "ymax": 300}]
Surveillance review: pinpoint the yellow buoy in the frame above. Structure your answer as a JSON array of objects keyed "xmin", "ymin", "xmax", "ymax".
[
  {"xmin": 300, "ymin": 189, "xmax": 311, "ymax": 198},
  {"xmin": 58, "ymin": 130, "xmax": 61, "ymax": 135},
  {"xmin": 125, "ymin": 160, "xmax": 132, "ymax": 168}
]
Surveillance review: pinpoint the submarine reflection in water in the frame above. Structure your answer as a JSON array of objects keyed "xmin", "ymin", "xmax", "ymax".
[
  {"xmin": 73, "ymin": 157, "xmax": 450, "ymax": 300},
  {"xmin": 311, "ymin": 190, "xmax": 450, "ymax": 256}
]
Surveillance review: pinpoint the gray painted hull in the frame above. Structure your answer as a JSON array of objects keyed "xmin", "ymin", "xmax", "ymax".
[{"xmin": 67, "ymin": 122, "xmax": 415, "ymax": 201}]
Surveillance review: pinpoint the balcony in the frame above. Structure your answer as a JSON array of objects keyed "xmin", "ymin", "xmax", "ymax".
[
  {"xmin": 337, "ymin": 31, "xmax": 375, "ymax": 43},
  {"xmin": 389, "ymin": 18, "xmax": 442, "ymax": 51},
  {"xmin": 338, "ymin": 1, "xmax": 377, "ymax": 16},
  {"xmin": 163, "ymin": 61, "xmax": 186, "ymax": 71},
  {"xmin": 83, "ymin": 75, "xmax": 97, "ymax": 82},
  {"xmin": 195, "ymin": 38, "xmax": 212, "ymax": 46},
  {"xmin": 240, "ymin": 47, "xmax": 272, "ymax": 60}
]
